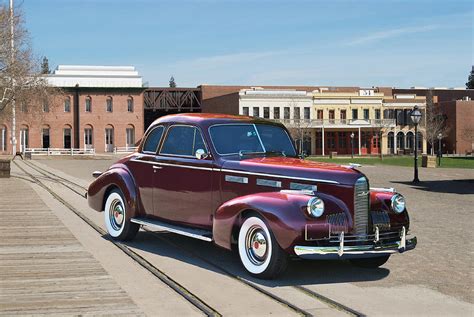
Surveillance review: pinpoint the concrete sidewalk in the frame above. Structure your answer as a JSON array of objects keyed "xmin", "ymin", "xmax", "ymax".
[{"xmin": 0, "ymin": 177, "xmax": 142, "ymax": 316}]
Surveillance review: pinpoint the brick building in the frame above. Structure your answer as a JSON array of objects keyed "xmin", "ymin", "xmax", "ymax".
[{"xmin": 0, "ymin": 65, "xmax": 145, "ymax": 154}]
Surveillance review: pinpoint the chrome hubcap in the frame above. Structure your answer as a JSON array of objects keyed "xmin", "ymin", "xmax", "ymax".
[
  {"xmin": 245, "ymin": 226, "xmax": 268, "ymax": 265},
  {"xmin": 109, "ymin": 199, "xmax": 124, "ymax": 231}
]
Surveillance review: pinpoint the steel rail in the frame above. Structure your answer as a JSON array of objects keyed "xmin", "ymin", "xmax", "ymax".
[{"xmin": 13, "ymin": 160, "xmax": 222, "ymax": 317}]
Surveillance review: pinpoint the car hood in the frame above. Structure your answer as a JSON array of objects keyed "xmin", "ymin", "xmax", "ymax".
[{"xmin": 221, "ymin": 157, "xmax": 363, "ymax": 186}]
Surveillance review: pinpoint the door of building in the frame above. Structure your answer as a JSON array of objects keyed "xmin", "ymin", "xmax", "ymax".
[
  {"xmin": 20, "ymin": 128, "xmax": 28, "ymax": 153},
  {"xmin": 105, "ymin": 128, "xmax": 114, "ymax": 152},
  {"xmin": 64, "ymin": 128, "xmax": 72, "ymax": 149}
]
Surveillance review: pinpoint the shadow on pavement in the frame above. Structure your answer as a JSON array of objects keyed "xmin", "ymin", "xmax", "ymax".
[
  {"xmin": 391, "ymin": 179, "xmax": 474, "ymax": 194},
  {"xmin": 114, "ymin": 231, "xmax": 390, "ymax": 287}
]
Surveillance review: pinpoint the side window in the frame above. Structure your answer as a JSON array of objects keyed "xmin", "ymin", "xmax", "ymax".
[
  {"xmin": 143, "ymin": 126, "xmax": 164, "ymax": 153},
  {"xmin": 161, "ymin": 126, "xmax": 206, "ymax": 157}
]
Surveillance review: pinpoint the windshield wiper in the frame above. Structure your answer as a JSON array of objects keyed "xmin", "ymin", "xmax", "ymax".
[{"xmin": 238, "ymin": 150, "xmax": 286, "ymax": 158}]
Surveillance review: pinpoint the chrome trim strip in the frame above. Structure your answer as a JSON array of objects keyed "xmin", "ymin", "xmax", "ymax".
[
  {"xmin": 290, "ymin": 182, "xmax": 318, "ymax": 191},
  {"xmin": 220, "ymin": 168, "xmax": 339, "ymax": 184},
  {"xmin": 256, "ymin": 178, "xmax": 281, "ymax": 188},
  {"xmin": 130, "ymin": 159, "xmax": 214, "ymax": 171},
  {"xmin": 281, "ymin": 189, "xmax": 315, "ymax": 196},
  {"xmin": 225, "ymin": 175, "xmax": 248, "ymax": 184},
  {"xmin": 370, "ymin": 187, "xmax": 396, "ymax": 193},
  {"xmin": 131, "ymin": 218, "xmax": 213, "ymax": 242}
]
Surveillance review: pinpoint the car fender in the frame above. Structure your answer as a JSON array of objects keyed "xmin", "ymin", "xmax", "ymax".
[
  {"xmin": 213, "ymin": 191, "xmax": 351, "ymax": 253},
  {"xmin": 87, "ymin": 163, "xmax": 141, "ymax": 219},
  {"xmin": 370, "ymin": 190, "xmax": 410, "ymax": 230}
]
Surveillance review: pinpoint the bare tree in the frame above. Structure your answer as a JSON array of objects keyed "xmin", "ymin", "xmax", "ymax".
[
  {"xmin": 461, "ymin": 128, "xmax": 474, "ymax": 153},
  {"xmin": 285, "ymin": 99, "xmax": 310, "ymax": 156},
  {"xmin": 0, "ymin": 3, "xmax": 60, "ymax": 153},
  {"xmin": 423, "ymin": 89, "xmax": 449, "ymax": 155}
]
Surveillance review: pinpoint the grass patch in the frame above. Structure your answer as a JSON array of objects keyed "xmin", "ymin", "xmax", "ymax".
[{"xmin": 307, "ymin": 156, "xmax": 474, "ymax": 169}]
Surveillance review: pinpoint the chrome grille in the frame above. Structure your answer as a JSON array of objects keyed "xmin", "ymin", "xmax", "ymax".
[
  {"xmin": 354, "ymin": 177, "xmax": 369, "ymax": 235},
  {"xmin": 371, "ymin": 211, "xmax": 391, "ymax": 232},
  {"xmin": 327, "ymin": 213, "xmax": 348, "ymax": 234}
]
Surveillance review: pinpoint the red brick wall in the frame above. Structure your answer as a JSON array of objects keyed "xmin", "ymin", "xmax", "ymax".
[{"xmin": 439, "ymin": 100, "xmax": 474, "ymax": 154}]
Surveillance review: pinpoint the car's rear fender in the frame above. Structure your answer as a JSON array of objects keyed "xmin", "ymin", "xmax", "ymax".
[{"xmin": 87, "ymin": 164, "xmax": 141, "ymax": 219}]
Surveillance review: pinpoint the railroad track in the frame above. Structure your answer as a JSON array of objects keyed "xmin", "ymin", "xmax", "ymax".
[{"xmin": 16, "ymin": 159, "xmax": 365, "ymax": 317}]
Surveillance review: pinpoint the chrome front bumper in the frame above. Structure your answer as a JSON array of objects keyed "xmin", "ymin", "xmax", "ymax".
[{"xmin": 294, "ymin": 226, "xmax": 417, "ymax": 260}]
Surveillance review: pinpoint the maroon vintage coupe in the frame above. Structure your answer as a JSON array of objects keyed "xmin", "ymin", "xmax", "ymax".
[{"xmin": 88, "ymin": 113, "xmax": 417, "ymax": 278}]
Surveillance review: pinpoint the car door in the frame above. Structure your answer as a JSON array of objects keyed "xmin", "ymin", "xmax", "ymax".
[
  {"xmin": 153, "ymin": 125, "xmax": 215, "ymax": 229},
  {"xmin": 127, "ymin": 125, "xmax": 165, "ymax": 215}
]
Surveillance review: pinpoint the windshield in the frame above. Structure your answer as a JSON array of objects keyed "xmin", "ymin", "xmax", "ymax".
[{"xmin": 209, "ymin": 124, "xmax": 297, "ymax": 157}]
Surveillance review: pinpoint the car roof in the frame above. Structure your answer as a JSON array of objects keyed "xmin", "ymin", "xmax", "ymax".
[{"xmin": 148, "ymin": 113, "xmax": 285, "ymax": 130}]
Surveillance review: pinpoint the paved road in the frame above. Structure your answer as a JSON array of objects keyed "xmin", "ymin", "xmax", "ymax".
[{"xmin": 7, "ymin": 157, "xmax": 474, "ymax": 316}]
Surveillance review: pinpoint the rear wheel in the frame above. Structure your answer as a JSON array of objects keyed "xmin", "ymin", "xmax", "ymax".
[
  {"xmin": 238, "ymin": 216, "xmax": 288, "ymax": 279},
  {"xmin": 104, "ymin": 189, "xmax": 139, "ymax": 241},
  {"xmin": 349, "ymin": 255, "xmax": 390, "ymax": 268}
]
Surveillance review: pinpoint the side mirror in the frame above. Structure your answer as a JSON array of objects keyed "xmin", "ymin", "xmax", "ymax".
[
  {"xmin": 92, "ymin": 171, "xmax": 102, "ymax": 178},
  {"xmin": 195, "ymin": 149, "xmax": 208, "ymax": 160}
]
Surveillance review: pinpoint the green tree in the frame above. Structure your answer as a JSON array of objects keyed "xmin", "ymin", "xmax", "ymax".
[
  {"xmin": 466, "ymin": 67, "xmax": 474, "ymax": 89},
  {"xmin": 169, "ymin": 76, "xmax": 176, "ymax": 88},
  {"xmin": 40, "ymin": 56, "xmax": 49, "ymax": 74}
]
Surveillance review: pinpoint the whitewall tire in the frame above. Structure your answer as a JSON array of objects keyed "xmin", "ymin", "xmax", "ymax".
[
  {"xmin": 104, "ymin": 189, "xmax": 139, "ymax": 241},
  {"xmin": 238, "ymin": 216, "xmax": 288, "ymax": 279}
]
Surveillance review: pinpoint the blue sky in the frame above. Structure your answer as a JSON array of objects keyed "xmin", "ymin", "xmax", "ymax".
[{"xmin": 13, "ymin": 0, "xmax": 474, "ymax": 87}]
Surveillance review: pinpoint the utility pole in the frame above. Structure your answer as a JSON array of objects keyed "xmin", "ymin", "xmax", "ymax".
[{"xmin": 10, "ymin": 0, "xmax": 17, "ymax": 156}]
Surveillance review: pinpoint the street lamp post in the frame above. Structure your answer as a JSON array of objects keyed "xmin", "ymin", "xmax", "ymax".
[
  {"xmin": 410, "ymin": 105, "xmax": 422, "ymax": 183},
  {"xmin": 350, "ymin": 132, "xmax": 355, "ymax": 158},
  {"xmin": 437, "ymin": 133, "xmax": 442, "ymax": 167}
]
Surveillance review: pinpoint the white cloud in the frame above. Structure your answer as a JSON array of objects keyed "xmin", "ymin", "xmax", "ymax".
[{"xmin": 347, "ymin": 24, "xmax": 439, "ymax": 46}]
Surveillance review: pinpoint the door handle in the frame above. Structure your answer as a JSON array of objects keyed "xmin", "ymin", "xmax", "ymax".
[{"xmin": 153, "ymin": 165, "xmax": 162, "ymax": 170}]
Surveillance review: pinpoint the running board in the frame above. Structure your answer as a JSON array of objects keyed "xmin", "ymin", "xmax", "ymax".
[{"xmin": 131, "ymin": 217, "xmax": 213, "ymax": 242}]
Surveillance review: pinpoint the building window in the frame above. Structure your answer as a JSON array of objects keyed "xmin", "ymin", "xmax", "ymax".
[
  {"xmin": 274, "ymin": 107, "xmax": 280, "ymax": 119},
  {"xmin": 64, "ymin": 97, "xmax": 71, "ymax": 112},
  {"xmin": 340, "ymin": 110, "xmax": 347, "ymax": 121},
  {"xmin": 317, "ymin": 110, "xmax": 323, "ymax": 120},
  {"xmin": 252, "ymin": 107, "xmax": 259, "ymax": 117},
  {"xmin": 85, "ymin": 97, "xmax": 92, "ymax": 112},
  {"xmin": 43, "ymin": 101, "xmax": 49, "ymax": 113},
  {"xmin": 126, "ymin": 126, "xmax": 135, "ymax": 148},
  {"xmin": 304, "ymin": 107, "xmax": 310, "ymax": 120},
  {"xmin": 294, "ymin": 108, "xmax": 300, "ymax": 120},
  {"xmin": 242, "ymin": 107, "xmax": 249, "ymax": 116},
  {"xmin": 64, "ymin": 127, "xmax": 72, "ymax": 149},
  {"xmin": 106, "ymin": 97, "xmax": 113, "ymax": 112},
  {"xmin": 84, "ymin": 127, "xmax": 93, "ymax": 149},
  {"xmin": 352, "ymin": 109, "xmax": 358, "ymax": 120},
  {"xmin": 329, "ymin": 110, "xmax": 335, "ymax": 123},
  {"xmin": 105, "ymin": 126, "xmax": 114, "ymax": 152},
  {"xmin": 20, "ymin": 103, "xmax": 28, "ymax": 112},
  {"xmin": 127, "ymin": 97, "xmax": 134, "ymax": 112},
  {"xmin": 363, "ymin": 109, "xmax": 369, "ymax": 120},
  {"xmin": 284, "ymin": 107, "xmax": 290, "ymax": 119},
  {"xmin": 1, "ymin": 125, "xmax": 6, "ymax": 152},
  {"xmin": 375, "ymin": 109, "xmax": 381, "ymax": 120},
  {"xmin": 42, "ymin": 127, "xmax": 50, "ymax": 148},
  {"xmin": 263, "ymin": 107, "xmax": 270, "ymax": 119}
]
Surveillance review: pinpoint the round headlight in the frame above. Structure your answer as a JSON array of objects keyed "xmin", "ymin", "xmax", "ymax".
[
  {"xmin": 307, "ymin": 196, "xmax": 325, "ymax": 218},
  {"xmin": 391, "ymin": 194, "xmax": 406, "ymax": 214}
]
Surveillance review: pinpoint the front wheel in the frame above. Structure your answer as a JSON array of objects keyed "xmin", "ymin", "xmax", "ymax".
[
  {"xmin": 349, "ymin": 255, "xmax": 390, "ymax": 268},
  {"xmin": 238, "ymin": 216, "xmax": 288, "ymax": 279},
  {"xmin": 104, "ymin": 189, "xmax": 139, "ymax": 241}
]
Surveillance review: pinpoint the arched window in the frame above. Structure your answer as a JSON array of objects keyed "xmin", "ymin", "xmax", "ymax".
[
  {"xmin": 85, "ymin": 96, "xmax": 92, "ymax": 112},
  {"xmin": 126, "ymin": 124, "xmax": 135, "ymax": 149},
  {"xmin": 396, "ymin": 132, "xmax": 405, "ymax": 150},
  {"xmin": 0, "ymin": 125, "xmax": 7, "ymax": 152},
  {"xmin": 84, "ymin": 124, "xmax": 93, "ymax": 149},
  {"xmin": 105, "ymin": 124, "xmax": 114, "ymax": 152},
  {"xmin": 20, "ymin": 125, "xmax": 29, "ymax": 152},
  {"xmin": 64, "ymin": 97, "xmax": 71, "ymax": 112},
  {"xmin": 127, "ymin": 96, "xmax": 134, "ymax": 112},
  {"xmin": 106, "ymin": 96, "xmax": 113, "ymax": 112},
  {"xmin": 406, "ymin": 131, "xmax": 414, "ymax": 151},
  {"xmin": 42, "ymin": 125, "xmax": 51, "ymax": 149},
  {"xmin": 64, "ymin": 124, "xmax": 72, "ymax": 149}
]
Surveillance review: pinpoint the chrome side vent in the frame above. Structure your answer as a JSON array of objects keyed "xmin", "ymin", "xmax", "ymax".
[{"xmin": 354, "ymin": 177, "xmax": 369, "ymax": 235}]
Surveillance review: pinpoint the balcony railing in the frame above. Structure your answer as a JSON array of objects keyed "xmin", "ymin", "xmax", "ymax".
[{"xmin": 272, "ymin": 118, "xmax": 396, "ymax": 128}]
